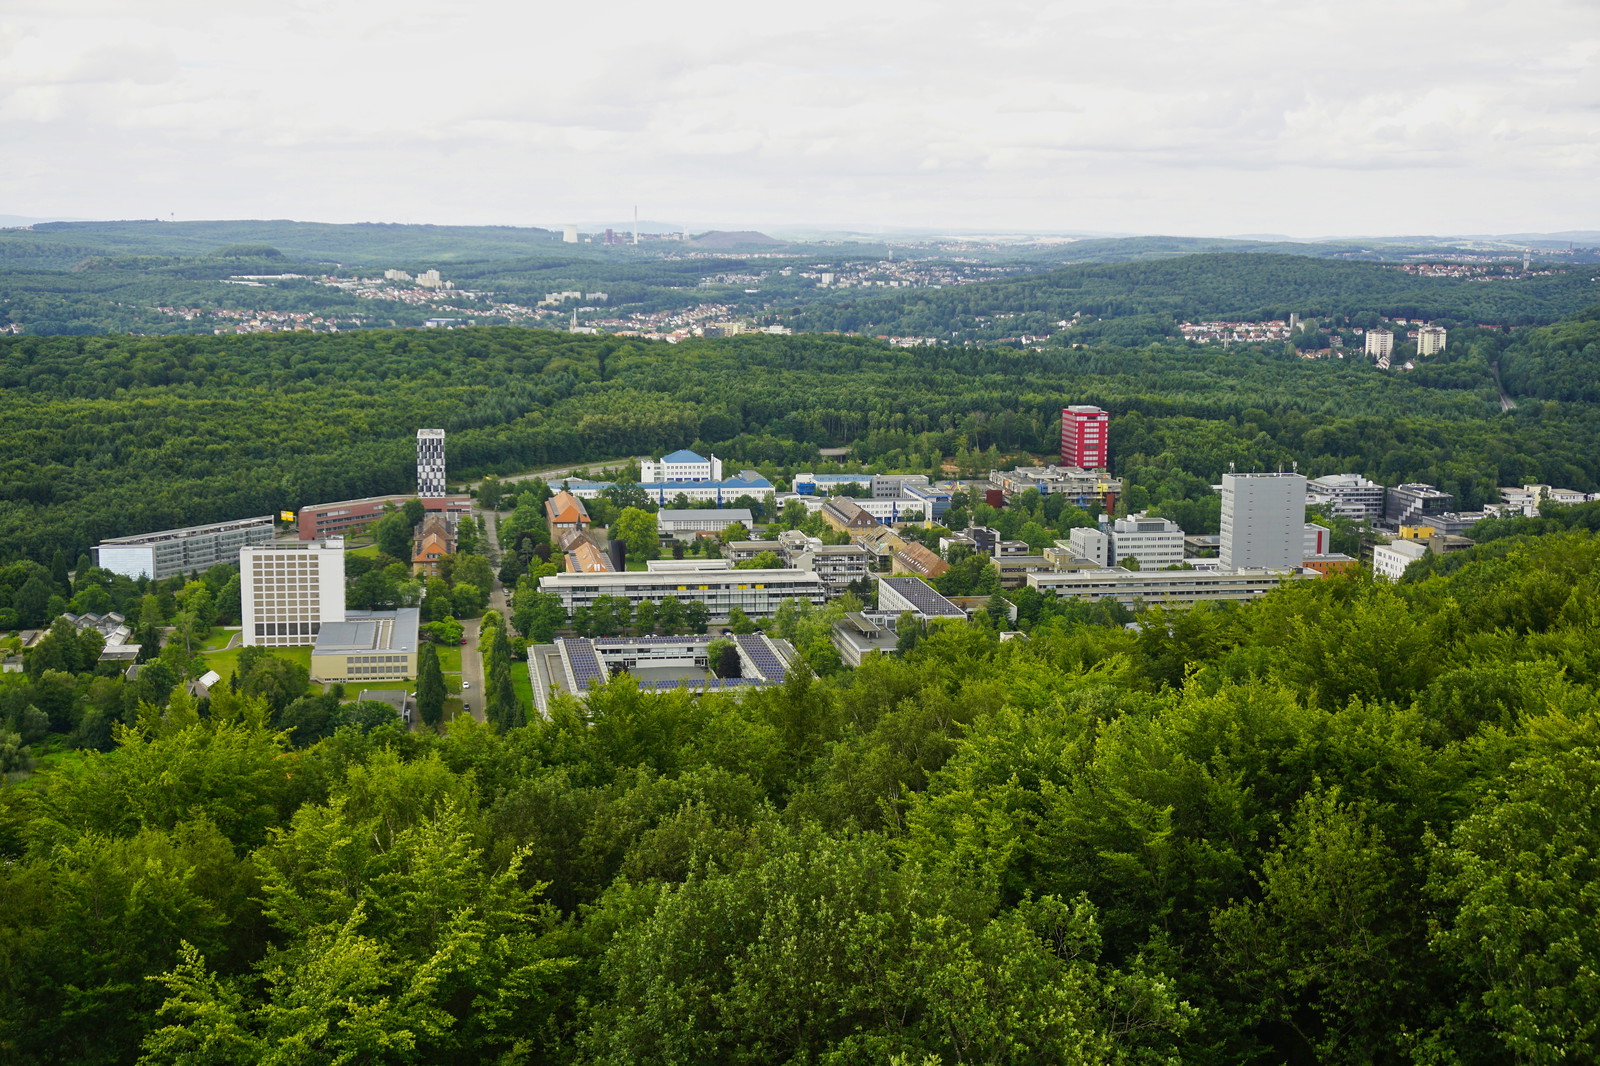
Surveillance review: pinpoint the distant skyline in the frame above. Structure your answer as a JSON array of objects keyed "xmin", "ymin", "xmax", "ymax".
[{"xmin": 3, "ymin": 0, "xmax": 1596, "ymax": 239}]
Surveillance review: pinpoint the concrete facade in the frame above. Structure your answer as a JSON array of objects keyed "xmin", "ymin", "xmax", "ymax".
[
  {"xmin": 1220, "ymin": 472, "xmax": 1307, "ymax": 570},
  {"xmin": 241, "ymin": 538, "xmax": 346, "ymax": 647}
]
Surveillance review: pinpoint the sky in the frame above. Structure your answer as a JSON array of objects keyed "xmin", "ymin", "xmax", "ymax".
[{"xmin": 2, "ymin": 0, "xmax": 1597, "ymax": 238}]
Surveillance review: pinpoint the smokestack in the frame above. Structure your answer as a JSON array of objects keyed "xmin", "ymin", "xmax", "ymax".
[{"xmin": 633, "ymin": 205, "xmax": 638, "ymax": 245}]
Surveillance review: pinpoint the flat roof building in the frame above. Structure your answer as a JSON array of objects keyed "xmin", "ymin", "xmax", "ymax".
[
  {"xmin": 311, "ymin": 608, "xmax": 421, "ymax": 683},
  {"xmin": 1061, "ymin": 405, "xmax": 1110, "ymax": 469},
  {"xmin": 241, "ymin": 538, "xmax": 346, "ymax": 647},
  {"xmin": 1221, "ymin": 472, "xmax": 1307, "ymax": 570},
  {"xmin": 417, "ymin": 429, "xmax": 446, "ymax": 498},
  {"xmin": 657, "ymin": 508, "xmax": 754, "ymax": 539},
  {"xmin": 1307, "ymin": 474, "xmax": 1386, "ymax": 519},
  {"xmin": 298, "ymin": 495, "xmax": 471, "ymax": 541},
  {"xmin": 527, "ymin": 632, "xmax": 795, "ymax": 716},
  {"xmin": 538, "ymin": 563, "xmax": 825, "ymax": 620},
  {"xmin": 95, "ymin": 515, "xmax": 275, "ymax": 582},
  {"xmin": 1029, "ymin": 566, "xmax": 1310, "ymax": 607}
]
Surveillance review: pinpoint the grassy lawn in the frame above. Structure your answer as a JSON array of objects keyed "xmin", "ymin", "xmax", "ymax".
[
  {"xmin": 437, "ymin": 644, "xmax": 463, "ymax": 675},
  {"xmin": 348, "ymin": 542, "xmax": 381, "ymax": 559},
  {"xmin": 513, "ymin": 667, "xmax": 534, "ymax": 716},
  {"xmin": 201, "ymin": 628, "xmax": 239, "ymax": 652},
  {"xmin": 201, "ymin": 643, "xmax": 311, "ymax": 686}
]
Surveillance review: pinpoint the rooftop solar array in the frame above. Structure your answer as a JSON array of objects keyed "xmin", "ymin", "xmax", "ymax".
[
  {"xmin": 880, "ymin": 576, "xmax": 967, "ymax": 617},
  {"xmin": 594, "ymin": 635, "xmax": 707, "ymax": 647},
  {"xmin": 736, "ymin": 634, "xmax": 788, "ymax": 682},
  {"xmin": 640, "ymin": 677, "xmax": 765, "ymax": 692},
  {"xmin": 559, "ymin": 639, "xmax": 607, "ymax": 690}
]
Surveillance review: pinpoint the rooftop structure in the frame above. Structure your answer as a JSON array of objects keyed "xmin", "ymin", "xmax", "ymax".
[
  {"xmin": 990, "ymin": 465, "xmax": 1120, "ymax": 512},
  {"xmin": 891, "ymin": 541, "xmax": 950, "ymax": 580},
  {"xmin": 545, "ymin": 491, "xmax": 591, "ymax": 535},
  {"xmin": 832, "ymin": 612, "xmax": 898, "ymax": 666},
  {"xmin": 823, "ymin": 497, "xmax": 883, "ymax": 533},
  {"xmin": 1417, "ymin": 326, "xmax": 1447, "ymax": 356},
  {"xmin": 94, "ymin": 515, "xmax": 275, "ymax": 582},
  {"xmin": 1385, "ymin": 483, "xmax": 1455, "ymax": 527},
  {"xmin": 563, "ymin": 472, "xmax": 772, "ymax": 507}
]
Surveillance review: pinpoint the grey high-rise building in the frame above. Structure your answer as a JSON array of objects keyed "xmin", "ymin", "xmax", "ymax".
[
  {"xmin": 1221, "ymin": 472, "xmax": 1307, "ymax": 569},
  {"xmin": 417, "ymin": 429, "xmax": 446, "ymax": 497}
]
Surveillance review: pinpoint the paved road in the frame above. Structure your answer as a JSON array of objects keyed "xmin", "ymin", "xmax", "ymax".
[
  {"xmin": 464, "ymin": 457, "xmax": 648, "ymax": 491},
  {"xmin": 457, "ymin": 615, "xmax": 485, "ymax": 723}
]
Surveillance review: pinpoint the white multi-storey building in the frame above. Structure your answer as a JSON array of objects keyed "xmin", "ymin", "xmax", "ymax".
[
  {"xmin": 417, "ymin": 429, "xmax": 446, "ymax": 497},
  {"xmin": 1365, "ymin": 330, "xmax": 1394, "ymax": 360},
  {"xmin": 1417, "ymin": 326, "xmax": 1447, "ymax": 356},
  {"xmin": 1372, "ymin": 540, "xmax": 1429, "ymax": 582},
  {"xmin": 1068, "ymin": 514, "xmax": 1185, "ymax": 569},
  {"xmin": 241, "ymin": 538, "xmax": 346, "ymax": 647},
  {"xmin": 640, "ymin": 449, "xmax": 724, "ymax": 484},
  {"xmin": 94, "ymin": 516, "xmax": 275, "ymax": 582},
  {"xmin": 1307, "ymin": 474, "xmax": 1386, "ymax": 519},
  {"xmin": 1221, "ymin": 472, "xmax": 1307, "ymax": 570},
  {"xmin": 538, "ymin": 560, "xmax": 824, "ymax": 620},
  {"xmin": 1028, "ymin": 566, "xmax": 1310, "ymax": 607}
]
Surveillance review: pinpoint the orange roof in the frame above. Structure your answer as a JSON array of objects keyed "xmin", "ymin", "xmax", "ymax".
[
  {"xmin": 412, "ymin": 531, "xmax": 451, "ymax": 562},
  {"xmin": 567, "ymin": 540, "xmax": 614, "ymax": 573},
  {"xmin": 545, "ymin": 490, "xmax": 590, "ymax": 526}
]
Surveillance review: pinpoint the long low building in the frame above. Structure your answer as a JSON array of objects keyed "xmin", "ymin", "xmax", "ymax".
[
  {"xmin": 562, "ymin": 473, "xmax": 773, "ymax": 506},
  {"xmin": 538, "ymin": 561, "xmax": 826, "ymax": 620},
  {"xmin": 94, "ymin": 515, "xmax": 275, "ymax": 581},
  {"xmin": 656, "ymin": 508, "xmax": 754, "ymax": 539},
  {"xmin": 527, "ymin": 632, "xmax": 796, "ymax": 715},
  {"xmin": 1027, "ymin": 566, "xmax": 1313, "ymax": 607},
  {"xmin": 298, "ymin": 494, "xmax": 471, "ymax": 540},
  {"xmin": 310, "ymin": 608, "xmax": 421, "ymax": 683}
]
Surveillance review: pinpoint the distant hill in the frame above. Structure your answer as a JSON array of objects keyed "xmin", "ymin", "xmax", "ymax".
[
  {"xmin": 687, "ymin": 230, "xmax": 786, "ymax": 251},
  {"xmin": 2, "ymin": 219, "xmax": 564, "ymax": 268},
  {"xmin": 785, "ymin": 252, "xmax": 1600, "ymax": 338}
]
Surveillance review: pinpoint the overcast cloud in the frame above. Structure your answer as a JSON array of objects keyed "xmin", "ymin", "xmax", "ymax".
[{"xmin": 2, "ymin": 0, "xmax": 1595, "ymax": 236}]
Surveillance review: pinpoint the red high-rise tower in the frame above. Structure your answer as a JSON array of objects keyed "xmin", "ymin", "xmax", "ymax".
[{"xmin": 1061, "ymin": 405, "xmax": 1109, "ymax": 469}]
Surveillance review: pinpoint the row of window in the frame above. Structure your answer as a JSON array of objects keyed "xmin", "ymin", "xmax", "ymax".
[{"xmin": 254, "ymin": 622, "xmax": 322, "ymax": 636}]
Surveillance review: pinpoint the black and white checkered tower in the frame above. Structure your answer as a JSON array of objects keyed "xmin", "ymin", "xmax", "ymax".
[{"xmin": 417, "ymin": 429, "xmax": 446, "ymax": 497}]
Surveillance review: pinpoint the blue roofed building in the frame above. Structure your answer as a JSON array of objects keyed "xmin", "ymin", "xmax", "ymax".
[{"xmin": 641, "ymin": 449, "xmax": 723, "ymax": 483}]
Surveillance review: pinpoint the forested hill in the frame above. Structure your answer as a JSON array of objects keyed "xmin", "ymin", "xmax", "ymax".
[
  {"xmin": 785, "ymin": 252, "xmax": 1597, "ymax": 335},
  {"xmin": 3, "ymin": 306, "xmax": 1600, "ymax": 565}
]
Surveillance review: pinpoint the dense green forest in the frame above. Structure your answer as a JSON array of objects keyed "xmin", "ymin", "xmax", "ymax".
[
  {"xmin": 5, "ymin": 527, "xmax": 1600, "ymax": 1063},
  {"xmin": 3, "ymin": 304, "xmax": 1600, "ymax": 566},
  {"xmin": 785, "ymin": 253, "xmax": 1600, "ymax": 339}
]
